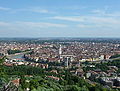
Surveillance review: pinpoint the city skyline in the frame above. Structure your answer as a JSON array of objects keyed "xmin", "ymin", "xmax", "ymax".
[{"xmin": 0, "ymin": 0, "xmax": 120, "ymax": 37}]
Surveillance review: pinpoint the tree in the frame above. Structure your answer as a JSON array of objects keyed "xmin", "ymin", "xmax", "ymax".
[{"xmin": 0, "ymin": 58, "xmax": 5, "ymax": 77}]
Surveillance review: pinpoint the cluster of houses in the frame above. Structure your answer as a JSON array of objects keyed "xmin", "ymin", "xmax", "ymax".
[
  {"xmin": 85, "ymin": 65, "xmax": 120, "ymax": 88},
  {"xmin": 4, "ymin": 59, "xmax": 48, "ymax": 69}
]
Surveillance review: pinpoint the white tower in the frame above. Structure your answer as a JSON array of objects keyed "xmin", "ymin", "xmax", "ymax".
[{"xmin": 59, "ymin": 45, "xmax": 62, "ymax": 55}]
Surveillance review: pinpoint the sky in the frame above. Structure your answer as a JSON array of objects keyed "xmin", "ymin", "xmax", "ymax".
[{"xmin": 0, "ymin": 0, "xmax": 120, "ymax": 38}]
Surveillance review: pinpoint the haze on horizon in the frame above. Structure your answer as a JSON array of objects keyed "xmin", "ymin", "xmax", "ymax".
[{"xmin": 0, "ymin": 0, "xmax": 120, "ymax": 38}]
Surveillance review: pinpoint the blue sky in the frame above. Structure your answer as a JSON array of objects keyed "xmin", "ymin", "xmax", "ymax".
[{"xmin": 0, "ymin": 0, "xmax": 120, "ymax": 37}]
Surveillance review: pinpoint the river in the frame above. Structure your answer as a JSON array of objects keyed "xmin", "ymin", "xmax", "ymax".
[{"xmin": 8, "ymin": 53, "xmax": 25, "ymax": 62}]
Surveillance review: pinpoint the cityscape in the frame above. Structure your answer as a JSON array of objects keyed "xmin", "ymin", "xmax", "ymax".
[
  {"xmin": 0, "ymin": 38, "xmax": 120, "ymax": 91},
  {"xmin": 1, "ymin": 0, "xmax": 120, "ymax": 91}
]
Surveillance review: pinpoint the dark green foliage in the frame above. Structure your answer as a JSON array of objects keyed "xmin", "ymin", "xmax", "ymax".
[
  {"xmin": 4, "ymin": 65, "xmax": 44, "ymax": 76},
  {"xmin": 107, "ymin": 59, "xmax": 120, "ymax": 68},
  {"xmin": 1, "ymin": 58, "xmax": 119, "ymax": 91},
  {"xmin": 0, "ymin": 58, "xmax": 6, "ymax": 77},
  {"xmin": 95, "ymin": 63, "xmax": 109, "ymax": 72},
  {"xmin": 0, "ymin": 58, "xmax": 9, "ymax": 88},
  {"xmin": 110, "ymin": 54, "xmax": 120, "ymax": 59},
  {"xmin": 7, "ymin": 49, "xmax": 22, "ymax": 54},
  {"xmin": 83, "ymin": 63, "xmax": 109, "ymax": 72}
]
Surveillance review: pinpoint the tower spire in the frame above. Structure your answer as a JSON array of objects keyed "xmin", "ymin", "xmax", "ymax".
[{"xmin": 59, "ymin": 45, "xmax": 62, "ymax": 55}]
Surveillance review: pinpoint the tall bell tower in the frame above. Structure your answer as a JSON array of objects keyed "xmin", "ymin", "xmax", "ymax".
[{"xmin": 59, "ymin": 45, "xmax": 62, "ymax": 55}]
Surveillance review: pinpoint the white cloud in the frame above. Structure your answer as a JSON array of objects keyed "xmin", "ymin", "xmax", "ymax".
[
  {"xmin": 0, "ymin": 6, "xmax": 11, "ymax": 11},
  {"xmin": 15, "ymin": 21, "xmax": 67, "ymax": 28},
  {"xmin": 12, "ymin": 7, "xmax": 54, "ymax": 14},
  {"xmin": 31, "ymin": 9, "xmax": 49, "ymax": 13},
  {"xmin": 27, "ymin": 7, "xmax": 50, "ymax": 13},
  {"xmin": 91, "ymin": 9, "xmax": 120, "ymax": 17},
  {"xmin": 52, "ymin": 16, "xmax": 85, "ymax": 22},
  {"xmin": 77, "ymin": 24, "xmax": 88, "ymax": 28},
  {"xmin": 52, "ymin": 15, "xmax": 120, "ymax": 23},
  {"xmin": 77, "ymin": 24, "xmax": 110, "ymax": 29},
  {"xmin": 0, "ymin": 21, "xmax": 67, "ymax": 30},
  {"xmin": 77, "ymin": 17, "xmax": 120, "ymax": 29},
  {"xmin": 87, "ymin": 16, "xmax": 120, "ymax": 24},
  {"xmin": 0, "ymin": 22, "xmax": 11, "ymax": 26},
  {"xmin": 52, "ymin": 15, "xmax": 120, "ymax": 30},
  {"xmin": 106, "ymin": 12, "xmax": 120, "ymax": 17},
  {"xmin": 61, "ymin": 6, "xmax": 87, "ymax": 10},
  {"xmin": 91, "ymin": 9, "xmax": 106, "ymax": 15}
]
